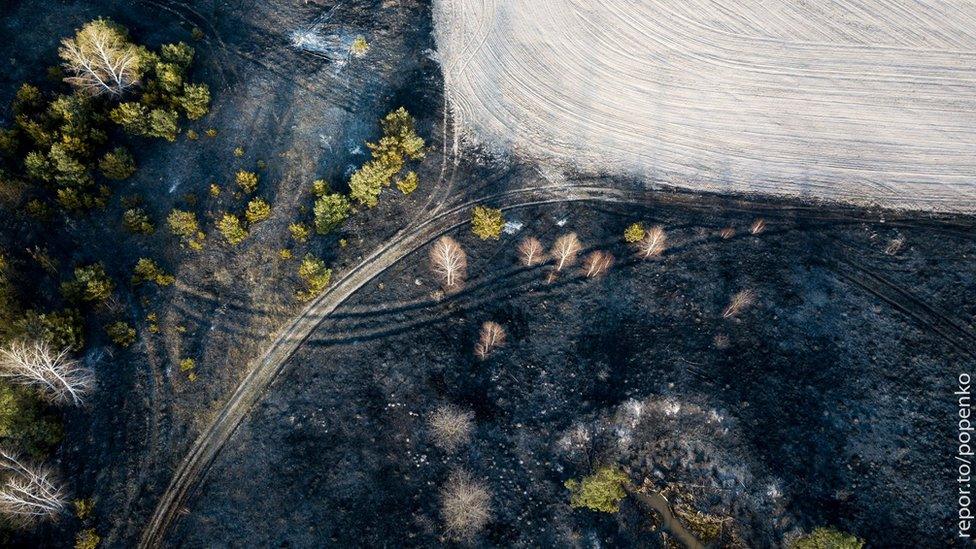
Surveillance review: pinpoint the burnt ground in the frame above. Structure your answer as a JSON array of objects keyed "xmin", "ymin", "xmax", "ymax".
[
  {"xmin": 166, "ymin": 189, "xmax": 976, "ymax": 547},
  {"xmin": 2, "ymin": 0, "xmax": 975, "ymax": 547},
  {"xmin": 1, "ymin": 0, "xmax": 443, "ymax": 546}
]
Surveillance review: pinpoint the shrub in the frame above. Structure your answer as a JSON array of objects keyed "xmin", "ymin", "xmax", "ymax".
[
  {"xmin": 297, "ymin": 254, "xmax": 332, "ymax": 301},
  {"xmin": 179, "ymin": 358, "xmax": 195, "ymax": 372},
  {"xmin": 349, "ymin": 160, "xmax": 394, "ymax": 208},
  {"xmin": 209, "ymin": 183, "xmax": 220, "ymax": 197},
  {"xmin": 186, "ymin": 129, "xmax": 198, "ymax": 140},
  {"xmin": 75, "ymin": 528, "xmax": 100, "ymax": 549},
  {"xmin": 289, "ymin": 223, "xmax": 310, "ymax": 243},
  {"xmin": 16, "ymin": 309, "xmax": 85, "ymax": 351},
  {"xmin": 236, "ymin": 170, "xmax": 258, "ymax": 194},
  {"xmin": 98, "ymin": 147, "xmax": 136, "ymax": 180},
  {"xmin": 0, "ymin": 381, "xmax": 63, "ymax": 458},
  {"xmin": 440, "ymin": 469, "xmax": 491, "ymax": 541},
  {"xmin": 131, "ymin": 258, "xmax": 174, "ymax": 286},
  {"xmin": 61, "ymin": 263, "xmax": 114, "ymax": 303},
  {"xmin": 105, "ymin": 321, "xmax": 136, "ymax": 347},
  {"xmin": 313, "ymin": 193, "xmax": 350, "ymax": 234},
  {"xmin": 167, "ymin": 209, "xmax": 204, "ymax": 249},
  {"xmin": 233, "ymin": 146, "xmax": 244, "ymax": 158},
  {"xmin": 205, "ymin": 128, "xmax": 218, "ymax": 138},
  {"xmin": 74, "ymin": 498, "xmax": 94, "ymax": 520},
  {"xmin": 565, "ymin": 466, "xmax": 629, "ymax": 513},
  {"xmin": 109, "ymin": 102, "xmax": 148, "ymax": 135},
  {"xmin": 123, "ymin": 207, "xmax": 154, "ymax": 235},
  {"xmin": 471, "ymin": 206, "xmax": 504, "ymax": 240},
  {"xmin": 349, "ymin": 108, "xmax": 425, "ymax": 207},
  {"xmin": 147, "ymin": 109, "xmax": 179, "ymax": 141},
  {"xmin": 428, "ymin": 404, "xmax": 474, "ymax": 452},
  {"xmin": 396, "ymin": 171, "xmax": 418, "ymax": 194},
  {"xmin": 245, "ymin": 198, "xmax": 271, "ymax": 224},
  {"xmin": 178, "ymin": 83, "xmax": 210, "ymax": 120},
  {"xmin": 623, "ymin": 222, "xmax": 645, "ymax": 243},
  {"xmin": 311, "ymin": 179, "xmax": 330, "ymax": 197},
  {"xmin": 350, "ymin": 36, "xmax": 369, "ymax": 57},
  {"xmin": 216, "ymin": 213, "xmax": 247, "ymax": 245},
  {"xmin": 278, "ymin": 249, "xmax": 293, "ymax": 260},
  {"xmin": 791, "ymin": 527, "xmax": 864, "ymax": 549}
]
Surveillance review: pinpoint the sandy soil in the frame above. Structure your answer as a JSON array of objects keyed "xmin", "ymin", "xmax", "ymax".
[{"xmin": 434, "ymin": 0, "xmax": 976, "ymax": 212}]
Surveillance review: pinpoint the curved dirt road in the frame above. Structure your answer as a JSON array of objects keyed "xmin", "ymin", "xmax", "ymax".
[{"xmin": 138, "ymin": 180, "xmax": 645, "ymax": 547}]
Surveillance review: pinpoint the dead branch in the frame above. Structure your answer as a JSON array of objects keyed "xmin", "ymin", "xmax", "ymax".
[
  {"xmin": 551, "ymin": 233, "xmax": 581, "ymax": 271},
  {"xmin": 0, "ymin": 340, "xmax": 94, "ymax": 406},
  {"xmin": 0, "ymin": 448, "xmax": 65, "ymax": 523},
  {"xmin": 582, "ymin": 250, "xmax": 614, "ymax": 278},
  {"xmin": 474, "ymin": 321, "xmax": 506, "ymax": 359},
  {"xmin": 636, "ymin": 226, "xmax": 667, "ymax": 258},
  {"xmin": 517, "ymin": 237, "xmax": 544, "ymax": 267},
  {"xmin": 722, "ymin": 289, "xmax": 756, "ymax": 318},
  {"xmin": 429, "ymin": 236, "xmax": 467, "ymax": 291}
]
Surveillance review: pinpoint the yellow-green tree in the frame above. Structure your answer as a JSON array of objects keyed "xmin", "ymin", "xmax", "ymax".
[{"xmin": 564, "ymin": 466, "xmax": 629, "ymax": 513}]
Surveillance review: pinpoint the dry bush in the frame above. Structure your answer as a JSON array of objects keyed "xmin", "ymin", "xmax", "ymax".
[
  {"xmin": 750, "ymin": 218, "xmax": 766, "ymax": 235},
  {"xmin": 517, "ymin": 237, "xmax": 544, "ymax": 267},
  {"xmin": 551, "ymin": 233, "xmax": 581, "ymax": 271},
  {"xmin": 429, "ymin": 404, "xmax": 474, "ymax": 452},
  {"xmin": 885, "ymin": 237, "xmax": 905, "ymax": 255},
  {"xmin": 636, "ymin": 226, "xmax": 666, "ymax": 258},
  {"xmin": 582, "ymin": 250, "xmax": 614, "ymax": 278},
  {"xmin": 0, "ymin": 340, "xmax": 94, "ymax": 406},
  {"xmin": 474, "ymin": 321, "xmax": 506, "ymax": 360},
  {"xmin": 430, "ymin": 236, "xmax": 467, "ymax": 291},
  {"xmin": 719, "ymin": 227, "xmax": 735, "ymax": 239},
  {"xmin": 722, "ymin": 289, "xmax": 756, "ymax": 319},
  {"xmin": 59, "ymin": 19, "xmax": 140, "ymax": 97},
  {"xmin": 0, "ymin": 449, "xmax": 65, "ymax": 523},
  {"xmin": 440, "ymin": 469, "xmax": 491, "ymax": 541}
]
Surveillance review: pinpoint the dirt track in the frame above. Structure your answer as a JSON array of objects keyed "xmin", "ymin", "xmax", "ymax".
[{"xmin": 434, "ymin": 0, "xmax": 976, "ymax": 212}]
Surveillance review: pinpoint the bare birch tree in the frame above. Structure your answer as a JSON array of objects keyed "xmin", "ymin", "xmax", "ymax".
[
  {"xmin": 582, "ymin": 250, "xmax": 614, "ymax": 278},
  {"xmin": 750, "ymin": 218, "xmax": 766, "ymax": 235},
  {"xmin": 440, "ymin": 469, "xmax": 491, "ymax": 541},
  {"xmin": 430, "ymin": 236, "xmax": 467, "ymax": 291},
  {"xmin": 719, "ymin": 227, "xmax": 735, "ymax": 240},
  {"xmin": 0, "ymin": 340, "xmax": 94, "ymax": 406},
  {"xmin": 517, "ymin": 237, "xmax": 544, "ymax": 267},
  {"xmin": 722, "ymin": 289, "xmax": 756, "ymax": 318},
  {"xmin": 551, "ymin": 233, "xmax": 581, "ymax": 272},
  {"xmin": 0, "ymin": 449, "xmax": 65, "ymax": 523},
  {"xmin": 636, "ymin": 226, "xmax": 666, "ymax": 258},
  {"xmin": 474, "ymin": 321, "xmax": 506, "ymax": 359},
  {"xmin": 60, "ymin": 19, "xmax": 141, "ymax": 98}
]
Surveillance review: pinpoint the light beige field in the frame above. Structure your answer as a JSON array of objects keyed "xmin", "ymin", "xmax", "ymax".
[{"xmin": 434, "ymin": 0, "xmax": 976, "ymax": 212}]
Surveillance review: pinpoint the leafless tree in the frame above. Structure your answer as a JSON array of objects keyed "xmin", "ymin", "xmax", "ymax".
[
  {"xmin": 429, "ymin": 404, "xmax": 474, "ymax": 452},
  {"xmin": 582, "ymin": 250, "xmax": 614, "ymax": 278},
  {"xmin": 59, "ymin": 19, "xmax": 141, "ymax": 98},
  {"xmin": 430, "ymin": 236, "xmax": 467, "ymax": 291},
  {"xmin": 750, "ymin": 218, "xmax": 766, "ymax": 235},
  {"xmin": 719, "ymin": 227, "xmax": 735, "ymax": 240},
  {"xmin": 517, "ymin": 237, "xmax": 544, "ymax": 267},
  {"xmin": 722, "ymin": 289, "xmax": 756, "ymax": 319},
  {"xmin": 0, "ymin": 340, "xmax": 94, "ymax": 406},
  {"xmin": 474, "ymin": 321, "xmax": 506, "ymax": 359},
  {"xmin": 0, "ymin": 449, "xmax": 65, "ymax": 523},
  {"xmin": 636, "ymin": 226, "xmax": 667, "ymax": 258},
  {"xmin": 440, "ymin": 469, "xmax": 491, "ymax": 541},
  {"xmin": 551, "ymin": 233, "xmax": 581, "ymax": 272}
]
